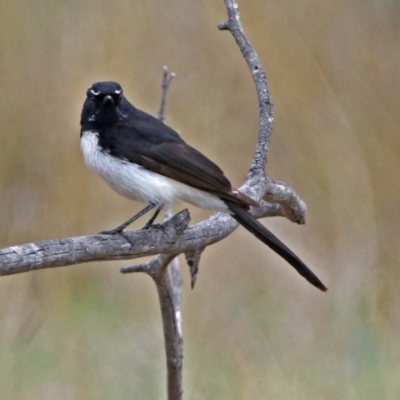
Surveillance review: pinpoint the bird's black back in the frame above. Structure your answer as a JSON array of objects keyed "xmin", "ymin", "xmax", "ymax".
[{"xmin": 80, "ymin": 82, "xmax": 255, "ymax": 205}]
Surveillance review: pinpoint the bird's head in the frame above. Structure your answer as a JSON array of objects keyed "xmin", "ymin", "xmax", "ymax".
[
  {"xmin": 81, "ymin": 81, "xmax": 132, "ymax": 127},
  {"xmin": 87, "ymin": 81, "xmax": 123, "ymax": 107}
]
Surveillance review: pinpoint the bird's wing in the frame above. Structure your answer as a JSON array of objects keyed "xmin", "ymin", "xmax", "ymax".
[{"xmin": 98, "ymin": 109, "xmax": 257, "ymax": 207}]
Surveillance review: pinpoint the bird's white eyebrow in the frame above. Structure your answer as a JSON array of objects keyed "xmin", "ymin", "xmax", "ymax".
[
  {"xmin": 114, "ymin": 89, "xmax": 122, "ymax": 94},
  {"xmin": 90, "ymin": 89, "xmax": 100, "ymax": 96}
]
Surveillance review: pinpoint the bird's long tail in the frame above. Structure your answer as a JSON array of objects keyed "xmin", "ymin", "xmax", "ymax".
[{"xmin": 224, "ymin": 200, "xmax": 328, "ymax": 292}]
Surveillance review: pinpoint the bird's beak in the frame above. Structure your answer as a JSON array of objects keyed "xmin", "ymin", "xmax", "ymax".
[{"xmin": 103, "ymin": 95, "xmax": 114, "ymax": 105}]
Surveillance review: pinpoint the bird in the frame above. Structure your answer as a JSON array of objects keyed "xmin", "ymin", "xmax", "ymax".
[{"xmin": 80, "ymin": 81, "xmax": 327, "ymax": 292}]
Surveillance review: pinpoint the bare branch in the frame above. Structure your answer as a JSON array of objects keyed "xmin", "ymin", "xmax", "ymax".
[
  {"xmin": 0, "ymin": 210, "xmax": 190, "ymax": 276},
  {"xmin": 264, "ymin": 180, "xmax": 307, "ymax": 224},
  {"xmin": 0, "ymin": 187, "xmax": 307, "ymax": 277},
  {"xmin": 122, "ymin": 252, "xmax": 183, "ymax": 400},
  {"xmin": 157, "ymin": 66, "xmax": 176, "ymax": 123},
  {"xmin": 153, "ymin": 268, "xmax": 183, "ymax": 400},
  {"xmin": 153, "ymin": 66, "xmax": 183, "ymax": 307},
  {"xmin": 141, "ymin": 66, "xmax": 184, "ymax": 400},
  {"xmin": 219, "ymin": 0, "xmax": 274, "ymax": 174},
  {"xmin": 156, "ymin": 68, "xmax": 184, "ymax": 398}
]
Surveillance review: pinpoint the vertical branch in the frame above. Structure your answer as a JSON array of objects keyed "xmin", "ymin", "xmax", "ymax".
[
  {"xmin": 168, "ymin": 225, "xmax": 183, "ymax": 331},
  {"xmin": 157, "ymin": 66, "xmax": 182, "ymax": 310},
  {"xmin": 157, "ymin": 66, "xmax": 176, "ymax": 123},
  {"xmin": 156, "ymin": 67, "xmax": 183, "ymax": 400},
  {"xmin": 157, "ymin": 65, "xmax": 182, "ymax": 326},
  {"xmin": 153, "ymin": 267, "xmax": 183, "ymax": 400},
  {"xmin": 157, "ymin": 65, "xmax": 182, "ymax": 318},
  {"xmin": 219, "ymin": 0, "xmax": 274, "ymax": 175}
]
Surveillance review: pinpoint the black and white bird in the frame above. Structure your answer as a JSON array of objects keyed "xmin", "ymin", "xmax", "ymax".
[{"xmin": 80, "ymin": 81, "xmax": 327, "ymax": 292}]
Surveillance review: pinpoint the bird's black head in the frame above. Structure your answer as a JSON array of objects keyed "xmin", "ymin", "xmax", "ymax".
[
  {"xmin": 80, "ymin": 81, "xmax": 134, "ymax": 129},
  {"xmin": 87, "ymin": 81, "xmax": 123, "ymax": 106}
]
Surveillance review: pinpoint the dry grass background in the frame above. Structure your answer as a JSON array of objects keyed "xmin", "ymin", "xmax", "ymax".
[{"xmin": 0, "ymin": 0, "xmax": 399, "ymax": 399}]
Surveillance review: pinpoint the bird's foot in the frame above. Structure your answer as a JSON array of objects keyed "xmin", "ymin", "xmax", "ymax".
[
  {"xmin": 142, "ymin": 222, "xmax": 163, "ymax": 230},
  {"xmin": 99, "ymin": 228, "xmax": 124, "ymax": 235},
  {"xmin": 99, "ymin": 228, "xmax": 135, "ymax": 246}
]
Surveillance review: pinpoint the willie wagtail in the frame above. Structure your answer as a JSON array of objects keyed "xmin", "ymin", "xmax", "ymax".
[{"xmin": 80, "ymin": 81, "xmax": 327, "ymax": 292}]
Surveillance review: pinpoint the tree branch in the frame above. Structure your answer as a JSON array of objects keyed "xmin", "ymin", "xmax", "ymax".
[
  {"xmin": 157, "ymin": 66, "xmax": 176, "ymax": 123},
  {"xmin": 147, "ymin": 67, "xmax": 184, "ymax": 400},
  {"xmin": 123, "ymin": 253, "xmax": 183, "ymax": 399},
  {"xmin": 0, "ymin": 210, "xmax": 190, "ymax": 276},
  {"xmin": 154, "ymin": 268, "xmax": 183, "ymax": 400},
  {"xmin": 219, "ymin": 0, "xmax": 273, "ymax": 175},
  {"xmin": 0, "ymin": 192, "xmax": 305, "ymax": 277}
]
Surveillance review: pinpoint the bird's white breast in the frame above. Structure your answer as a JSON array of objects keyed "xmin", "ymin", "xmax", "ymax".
[{"xmin": 80, "ymin": 130, "xmax": 229, "ymax": 212}]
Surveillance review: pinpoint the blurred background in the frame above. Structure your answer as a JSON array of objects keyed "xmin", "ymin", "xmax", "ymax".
[{"xmin": 0, "ymin": 0, "xmax": 399, "ymax": 398}]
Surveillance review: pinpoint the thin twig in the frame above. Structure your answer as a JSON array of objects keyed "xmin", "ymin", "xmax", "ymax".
[
  {"xmin": 157, "ymin": 66, "xmax": 176, "ymax": 123},
  {"xmin": 219, "ymin": 0, "xmax": 273, "ymax": 175}
]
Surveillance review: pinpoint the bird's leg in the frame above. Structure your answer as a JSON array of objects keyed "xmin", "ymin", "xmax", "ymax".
[
  {"xmin": 142, "ymin": 204, "xmax": 164, "ymax": 229},
  {"xmin": 100, "ymin": 202, "xmax": 158, "ymax": 235}
]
